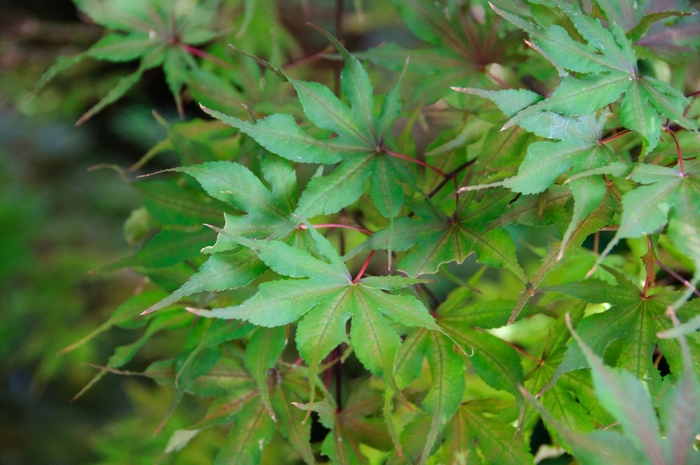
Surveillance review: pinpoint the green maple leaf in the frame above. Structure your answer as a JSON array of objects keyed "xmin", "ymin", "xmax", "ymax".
[
  {"xmin": 434, "ymin": 288, "xmax": 525, "ymax": 398},
  {"xmin": 394, "ymin": 328, "xmax": 466, "ymax": 464},
  {"xmin": 458, "ymin": 2, "xmax": 697, "ymax": 152},
  {"xmin": 594, "ymin": 160, "xmax": 700, "ymax": 306},
  {"xmin": 139, "ymin": 154, "xmax": 306, "ymax": 316},
  {"xmin": 352, "ymin": 189, "xmax": 528, "ymax": 282},
  {"xmin": 177, "ymin": 154, "xmax": 300, "ymax": 248},
  {"xmin": 33, "ymin": 0, "xmax": 220, "ymax": 123},
  {"xmin": 440, "ymin": 399, "xmax": 534, "ymax": 465},
  {"xmin": 461, "ymin": 108, "xmax": 620, "ymax": 253},
  {"xmin": 521, "ymin": 308, "xmax": 614, "ymax": 452},
  {"xmin": 544, "ymin": 267, "xmax": 700, "ymax": 396},
  {"xmin": 311, "ymin": 380, "xmax": 393, "ymax": 464},
  {"xmin": 357, "ymin": 0, "xmax": 526, "ymax": 105},
  {"xmin": 161, "ymin": 363, "xmax": 315, "ymax": 465},
  {"xmin": 524, "ymin": 312, "xmax": 700, "ymax": 465},
  {"xmin": 201, "ymin": 27, "xmax": 417, "ymax": 226},
  {"xmin": 188, "ymin": 220, "xmax": 442, "ymax": 410}
]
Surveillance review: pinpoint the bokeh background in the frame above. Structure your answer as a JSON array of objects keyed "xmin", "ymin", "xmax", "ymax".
[{"xmin": 0, "ymin": 1, "xmax": 410, "ymax": 463}]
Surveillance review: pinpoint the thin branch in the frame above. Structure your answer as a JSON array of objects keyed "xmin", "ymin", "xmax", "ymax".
[
  {"xmin": 656, "ymin": 260, "xmax": 700, "ymax": 298},
  {"xmin": 383, "ymin": 148, "xmax": 447, "ymax": 177},
  {"xmin": 487, "ymin": 70, "xmax": 511, "ymax": 89},
  {"xmin": 599, "ymin": 129, "xmax": 631, "ymax": 145},
  {"xmin": 333, "ymin": 345, "xmax": 342, "ymax": 410},
  {"xmin": 282, "ymin": 46, "xmax": 334, "ymax": 70},
  {"xmin": 426, "ymin": 159, "xmax": 476, "ymax": 198},
  {"xmin": 180, "ymin": 44, "xmax": 233, "ymax": 70},
  {"xmin": 664, "ymin": 127, "xmax": 685, "ymax": 175},
  {"xmin": 352, "ymin": 250, "xmax": 375, "ymax": 283}
]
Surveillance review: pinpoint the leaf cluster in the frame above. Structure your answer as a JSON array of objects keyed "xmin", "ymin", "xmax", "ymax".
[{"xmin": 45, "ymin": 0, "xmax": 700, "ymax": 464}]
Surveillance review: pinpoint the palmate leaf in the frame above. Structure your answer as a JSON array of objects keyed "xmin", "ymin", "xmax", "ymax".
[
  {"xmin": 459, "ymin": 2, "xmax": 697, "ymax": 152},
  {"xmin": 160, "ymin": 361, "xmax": 315, "ymax": 464},
  {"xmin": 593, "ymin": 160, "xmax": 700, "ymax": 305},
  {"xmin": 311, "ymin": 380, "xmax": 393, "ymax": 464},
  {"xmin": 358, "ymin": 0, "xmax": 526, "ymax": 105},
  {"xmin": 526, "ymin": 312, "xmax": 700, "ymax": 465},
  {"xmin": 520, "ymin": 307, "xmax": 614, "ymax": 451},
  {"xmin": 544, "ymin": 268, "xmax": 700, "ymax": 395},
  {"xmin": 34, "ymin": 0, "xmax": 221, "ymax": 122},
  {"xmin": 189, "ymin": 220, "xmax": 440, "ymax": 410},
  {"xmin": 176, "ymin": 155, "xmax": 300, "ymax": 250},
  {"xmin": 460, "ymin": 109, "xmax": 619, "ymax": 253},
  {"xmin": 351, "ymin": 190, "xmax": 528, "ymax": 282},
  {"xmin": 440, "ymin": 399, "xmax": 534, "ymax": 465},
  {"xmin": 201, "ymin": 27, "xmax": 417, "ymax": 226},
  {"xmin": 393, "ymin": 327, "xmax": 465, "ymax": 464},
  {"xmin": 435, "ymin": 288, "xmax": 524, "ymax": 397}
]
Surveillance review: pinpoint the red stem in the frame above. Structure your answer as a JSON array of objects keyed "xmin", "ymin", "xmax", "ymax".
[
  {"xmin": 665, "ymin": 128, "xmax": 685, "ymax": 175},
  {"xmin": 683, "ymin": 89, "xmax": 700, "ymax": 117},
  {"xmin": 180, "ymin": 44, "xmax": 233, "ymax": 70},
  {"xmin": 599, "ymin": 129, "xmax": 631, "ymax": 145},
  {"xmin": 352, "ymin": 250, "xmax": 375, "ymax": 283},
  {"xmin": 298, "ymin": 223, "xmax": 372, "ymax": 235},
  {"xmin": 656, "ymin": 260, "xmax": 700, "ymax": 298},
  {"xmin": 382, "ymin": 148, "xmax": 447, "ymax": 177},
  {"xmin": 487, "ymin": 70, "xmax": 511, "ymax": 89}
]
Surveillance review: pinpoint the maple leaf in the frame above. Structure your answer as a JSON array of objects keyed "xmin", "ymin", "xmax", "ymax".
[
  {"xmin": 33, "ymin": 0, "xmax": 221, "ymax": 123},
  {"xmin": 394, "ymin": 328, "xmax": 465, "ymax": 464},
  {"xmin": 135, "ymin": 154, "xmax": 302, "ymax": 316},
  {"xmin": 520, "ymin": 308, "xmax": 614, "ymax": 451},
  {"xmin": 159, "ymin": 362, "xmax": 315, "ymax": 465},
  {"xmin": 592, "ymin": 159, "xmax": 700, "ymax": 305},
  {"xmin": 543, "ymin": 267, "xmax": 700, "ymax": 396},
  {"xmin": 592, "ymin": 0, "xmax": 700, "ymax": 64},
  {"xmin": 350, "ymin": 189, "xmax": 528, "ymax": 282},
  {"xmin": 440, "ymin": 399, "xmax": 534, "ymax": 465},
  {"xmin": 188, "ymin": 220, "xmax": 442, "ymax": 411},
  {"xmin": 176, "ymin": 154, "xmax": 300, "ymax": 248},
  {"xmin": 459, "ymin": 107, "xmax": 620, "ymax": 254},
  {"xmin": 524, "ymin": 312, "xmax": 700, "ymax": 465},
  {"xmin": 357, "ymin": 0, "xmax": 526, "ymax": 105},
  {"xmin": 457, "ymin": 2, "xmax": 697, "ymax": 152},
  {"xmin": 309, "ymin": 380, "xmax": 394, "ymax": 464},
  {"xmin": 201, "ymin": 27, "xmax": 422, "ymax": 227}
]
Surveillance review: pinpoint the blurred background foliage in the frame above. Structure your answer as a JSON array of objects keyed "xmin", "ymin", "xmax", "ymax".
[{"xmin": 0, "ymin": 1, "xmax": 408, "ymax": 463}]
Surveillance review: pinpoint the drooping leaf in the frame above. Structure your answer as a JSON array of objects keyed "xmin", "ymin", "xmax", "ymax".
[
  {"xmin": 34, "ymin": 0, "xmax": 222, "ymax": 122},
  {"xmin": 98, "ymin": 227, "xmax": 216, "ymax": 272}
]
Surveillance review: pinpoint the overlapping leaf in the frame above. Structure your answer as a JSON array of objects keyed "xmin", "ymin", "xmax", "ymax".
[
  {"xmin": 189, "ymin": 221, "xmax": 441, "ymax": 408},
  {"xmin": 201, "ymin": 29, "xmax": 417, "ymax": 226},
  {"xmin": 544, "ymin": 268, "xmax": 700, "ymax": 395},
  {"xmin": 458, "ymin": 2, "xmax": 697, "ymax": 151},
  {"xmin": 358, "ymin": 0, "xmax": 526, "ymax": 105},
  {"xmin": 525, "ymin": 313, "xmax": 700, "ymax": 465},
  {"xmin": 34, "ymin": 0, "xmax": 221, "ymax": 122},
  {"xmin": 351, "ymin": 190, "xmax": 528, "ymax": 281},
  {"xmin": 594, "ymin": 160, "xmax": 700, "ymax": 306},
  {"xmin": 460, "ymin": 108, "xmax": 619, "ymax": 253},
  {"xmin": 311, "ymin": 380, "xmax": 394, "ymax": 464}
]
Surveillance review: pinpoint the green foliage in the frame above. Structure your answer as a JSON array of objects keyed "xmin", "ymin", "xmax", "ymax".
[{"xmin": 37, "ymin": 0, "xmax": 700, "ymax": 463}]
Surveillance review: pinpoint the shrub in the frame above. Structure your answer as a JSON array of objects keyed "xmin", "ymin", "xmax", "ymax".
[{"xmin": 37, "ymin": 0, "xmax": 700, "ymax": 463}]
